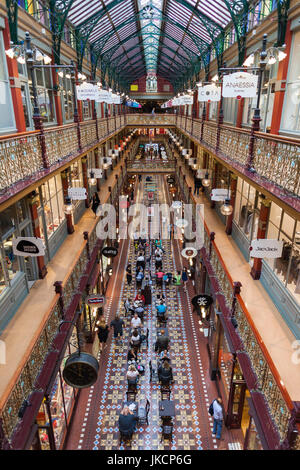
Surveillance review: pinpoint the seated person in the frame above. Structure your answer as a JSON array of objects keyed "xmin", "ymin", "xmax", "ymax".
[
  {"xmin": 154, "ymin": 329, "xmax": 169, "ymax": 353},
  {"xmin": 156, "ymin": 301, "xmax": 167, "ymax": 318},
  {"xmin": 131, "ymin": 313, "xmax": 142, "ymax": 329},
  {"xmin": 130, "ymin": 329, "xmax": 141, "ymax": 348},
  {"xmin": 136, "ymin": 253, "xmax": 145, "ymax": 270},
  {"xmin": 118, "ymin": 406, "xmax": 138, "ymax": 436},
  {"xmin": 124, "ymin": 298, "xmax": 134, "ymax": 315},
  {"xmin": 156, "ymin": 269, "xmax": 164, "ymax": 280},
  {"xmin": 163, "ymin": 272, "xmax": 172, "ymax": 286},
  {"xmin": 135, "ymin": 305, "xmax": 145, "ymax": 322},
  {"xmin": 158, "ymin": 360, "xmax": 173, "ymax": 385},
  {"xmin": 135, "ymin": 291, "xmax": 145, "ymax": 304},
  {"xmin": 127, "ymin": 364, "xmax": 139, "ymax": 383},
  {"xmin": 136, "ymin": 267, "xmax": 144, "ymax": 286},
  {"xmin": 158, "ymin": 349, "xmax": 170, "ymax": 363},
  {"xmin": 127, "ymin": 347, "xmax": 138, "ymax": 363}
]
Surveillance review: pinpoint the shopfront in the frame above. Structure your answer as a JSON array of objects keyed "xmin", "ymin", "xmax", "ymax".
[{"xmin": 30, "ymin": 327, "xmax": 79, "ymax": 450}]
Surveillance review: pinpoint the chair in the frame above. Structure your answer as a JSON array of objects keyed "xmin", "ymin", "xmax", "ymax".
[
  {"xmin": 119, "ymin": 430, "xmax": 133, "ymax": 446},
  {"xmin": 126, "ymin": 390, "xmax": 137, "ymax": 402},
  {"xmin": 127, "ymin": 379, "xmax": 138, "ymax": 392},
  {"xmin": 160, "ymin": 385, "xmax": 171, "ymax": 400},
  {"xmin": 149, "ymin": 360, "xmax": 158, "ymax": 383},
  {"xmin": 161, "ymin": 423, "xmax": 173, "ymax": 442},
  {"xmin": 138, "ymin": 399, "xmax": 150, "ymax": 425}
]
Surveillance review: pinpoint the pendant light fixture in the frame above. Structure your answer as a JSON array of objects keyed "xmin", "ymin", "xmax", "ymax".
[
  {"xmin": 220, "ymin": 171, "xmax": 233, "ymax": 216},
  {"xmin": 202, "ymin": 172, "xmax": 210, "ymax": 188}
]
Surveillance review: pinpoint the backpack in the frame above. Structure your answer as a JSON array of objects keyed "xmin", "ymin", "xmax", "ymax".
[{"xmin": 209, "ymin": 400, "xmax": 215, "ymax": 416}]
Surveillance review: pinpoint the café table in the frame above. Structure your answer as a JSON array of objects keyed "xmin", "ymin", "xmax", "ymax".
[{"xmin": 158, "ymin": 400, "xmax": 175, "ymax": 420}]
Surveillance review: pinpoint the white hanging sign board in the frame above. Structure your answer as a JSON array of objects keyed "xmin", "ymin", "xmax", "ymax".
[
  {"xmin": 13, "ymin": 237, "xmax": 45, "ymax": 257},
  {"xmin": 211, "ymin": 188, "xmax": 231, "ymax": 201},
  {"xmin": 181, "ymin": 95, "xmax": 194, "ymax": 105},
  {"xmin": 198, "ymin": 84, "xmax": 221, "ymax": 102},
  {"xmin": 68, "ymin": 187, "xmax": 87, "ymax": 200},
  {"xmin": 197, "ymin": 169, "xmax": 210, "ymax": 178},
  {"xmin": 222, "ymin": 72, "xmax": 258, "ymax": 98},
  {"xmin": 250, "ymin": 239, "xmax": 283, "ymax": 258},
  {"xmin": 76, "ymin": 83, "xmax": 98, "ymax": 100},
  {"xmin": 182, "ymin": 247, "xmax": 197, "ymax": 259},
  {"xmin": 95, "ymin": 89, "xmax": 109, "ymax": 102},
  {"xmin": 89, "ymin": 169, "xmax": 103, "ymax": 179}
]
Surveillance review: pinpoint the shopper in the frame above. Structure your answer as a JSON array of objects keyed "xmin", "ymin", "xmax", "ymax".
[
  {"xmin": 97, "ymin": 318, "xmax": 109, "ymax": 353},
  {"xmin": 118, "ymin": 406, "xmax": 138, "ymax": 437},
  {"xmin": 91, "ymin": 192, "xmax": 101, "ymax": 217},
  {"xmin": 212, "ymin": 397, "xmax": 224, "ymax": 440},
  {"xmin": 181, "ymin": 267, "xmax": 189, "ymax": 292},
  {"xmin": 131, "ymin": 313, "xmax": 142, "ymax": 329},
  {"xmin": 110, "ymin": 314, "xmax": 124, "ymax": 344},
  {"xmin": 126, "ymin": 264, "xmax": 132, "ymax": 285}
]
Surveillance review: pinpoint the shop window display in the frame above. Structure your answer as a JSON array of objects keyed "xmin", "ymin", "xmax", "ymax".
[
  {"xmin": 60, "ymin": 74, "xmax": 74, "ymax": 122},
  {"xmin": 0, "ymin": 32, "xmax": 16, "ymax": 133},
  {"xmin": 281, "ymin": 29, "xmax": 300, "ymax": 134},
  {"xmin": 266, "ymin": 203, "xmax": 300, "ymax": 304},
  {"xmin": 233, "ymin": 178, "xmax": 259, "ymax": 242},
  {"xmin": 38, "ymin": 176, "xmax": 65, "ymax": 240},
  {"xmin": 29, "ymin": 66, "xmax": 55, "ymax": 124},
  {"xmin": 0, "ymin": 206, "xmax": 22, "ymax": 293},
  {"xmin": 218, "ymin": 328, "xmax": 234, "ymax": 404}
]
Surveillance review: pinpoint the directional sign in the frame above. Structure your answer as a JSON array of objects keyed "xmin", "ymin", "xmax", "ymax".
[{"xmin": 12, "ymin": 237, "xmax": 45, "ymax": 257}]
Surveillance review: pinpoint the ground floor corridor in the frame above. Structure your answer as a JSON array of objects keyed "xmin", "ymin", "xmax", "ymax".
[{"xmin": 65, "ymin": 174, "xmax": 242, "ymax": 451}]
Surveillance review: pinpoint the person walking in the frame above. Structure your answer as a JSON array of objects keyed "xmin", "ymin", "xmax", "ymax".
[
  {"xmin": 212, "ymin": 397, "xmax": 224, "ymax": 440},
  {"xmin": 110, "ymin": 314, "xmax": 124, "ymax": 344},
  {"xmin": 91, "ymin": 192, "xmax": 101, "ymax": 218},
  {"xmin": 97, "ymin": 317, "xmax": 109, "ymax": 353},
  {"xmin": 193, "ymin": 174, "xmax": 203, "ymax": 196},
  {"xmin": 126, "ymin": 264, "xmax": 132, "ymax": 285},
  {"xmin": 181, "ymin": 267, "xmax": 189, "ymax": 293},
  {"xmin": 173, "ymin": 270, "xmax": 182, "ymax": 287}
]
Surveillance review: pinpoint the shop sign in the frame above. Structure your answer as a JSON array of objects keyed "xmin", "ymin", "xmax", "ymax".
[
  {"xmin": 211, "ymin": 189, "xmax": 231, "ymax": 201},
  {"xmin": 89, "ymin": 169, "xmax": 103, "ymax": 179},
  {"xmin": 95, "ymin": 89, "xmax": 109, "ymax": 102},
  {"xmin": 172, "ymin": 201, "xmax": 182, "ymax": 209},
  {"xmin": 76, "ymin": 83, "xmax": 98, "ymax": 100},
  {"xmin": 182, "ymin": 247, "xmax": 197, "ymax": 258},
  {"xmin": 111, "ymin": 94, "xmax": 121, "ymax": 104},
  {"xmin": 182, "ymin": 149, "xmax": 192, "ymax": 155},
  {"xmin": 192, "ymin": 294, "xmax": 213, "ymax": 309},
  {"xmin": 250, "ymin": 239, "xmax": 283, "ymax": 258},
  {"xmin": 68, "ymin": 187, "xmax": 87, "ymax": 200},
  {"xmin": 148, "ymin": 207, "xmax": 154, "ymax": 217},
  {"xmin": 101, "ymin": 246, "xmax": 118, "ymax": 258},
  {"xmin": 198, "ymin": 84, "xmax": 221, "ymax": 102},
  {"xmin": 100, "ymin": 157, "xmax": 112, "ymax": 166},
  {"xmin": 222, "ymin": 72, "xmax": 258, "ymax": 98},
  {"xmin": 12, "ymin": 237, "xmax": 45, "ymax": 257},
  {"xmin": 181, "ymin": 95, "xmax": 194, "ymax": 105},
  {"xmin": 86, "ymin": 294, "xmax": 106, "ymax": 306}
]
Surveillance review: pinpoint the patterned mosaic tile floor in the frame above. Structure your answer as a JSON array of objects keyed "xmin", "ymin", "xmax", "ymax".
[{"xmin": 65, "ymin": 175, "xmax": 243, "ymax": 451}]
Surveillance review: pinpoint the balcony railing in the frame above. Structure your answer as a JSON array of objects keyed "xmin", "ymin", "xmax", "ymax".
[
  {"xmin": 126, "ymin": 114, "xmax": 176, "ymax": 126},
  {"xmin": 0, "ymin": 115, "xmax": 126, "ymax": 203},
  {"xmin": 175, "ymin": 167, "xmax": 300, "ymax": 450},
  {"xmin": 0, "ymin": 165, "xmax": 127, "ymax": 446},
  {"xmin": 127, "ymin": 160, "xmax": 176, "ymax": 172}
]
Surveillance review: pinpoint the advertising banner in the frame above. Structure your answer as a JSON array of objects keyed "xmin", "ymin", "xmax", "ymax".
[
  {"xmin": 198, "ymin": 84, "xmax": 221, "ymax": 102},
  {"xmin": 222, "ymin": 72, "xmax": 258, "ymax": 98}
]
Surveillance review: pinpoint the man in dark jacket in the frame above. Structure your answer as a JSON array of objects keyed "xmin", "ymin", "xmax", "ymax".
[
  {"xmin": 110, "ymin": 315, "xmax": 124, "ymax": 344},
  {"xmin": 155, "ymin": 330, "xmax": 169, "ymax": 353},
  {"xmin": 194, "ymin": 175, "xmax": 203, "ymax": 196},
  {"xmin": 158, "ymin": 360, "xmax": 173, "ymax": 385},
  {"xmin": 118, "ymin": 406, "xmax": 137, "ymax": 436}
]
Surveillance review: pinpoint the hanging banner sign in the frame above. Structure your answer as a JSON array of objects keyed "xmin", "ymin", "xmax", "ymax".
[
  {"xmin": 198, "ymin": 84, "xmax": 221, "ymax": 102},
  {"xmin": 95, "ymin": 89, "xmax": 109, "ymax": 102},
  {"xmin": 175, "ymin": 219, "xmax": 188, "ymax": 228},
  {"xmin": 211, "ymin": 188, "xmax": 231, "ymax": 201},
  {"xmin": 68, "ymin": 187, "xmax": 87, "ymax": 200},
  {"xmin": 172, "ymin": 98, "xmax": 179, "ymax": 106},
  {"xmin": 100, "ymin": 157, "xmax": 112, "ymax": 166},
  {"xmin": 86, "ymin": 294, "xmax": 106, "ymax": 307},
  {"xmin": 222, "ymin": 72, "xmax": 258, "ymax": 98},
  {"xmin": 192, "ymin": 294, "xmax": 213, "ymax": 309},
  {"xmin": 89, "ymin": 169, "xmax": 103, "ymax": 179},
  {"xmin": 182, "ymin": 247, "xmax": 197, "ymax": 259},
  {"xmin": 182, "ymin": 149, "xmax": 192, "ymax": 156},
  {"xmin": 12, "ymin": 237, "xmax": 45, "ymax": 257},
  {"xmin": 102, "ymin": 246, "xmax": 118, "ymax": 258},
  {"xmin": 111, "ymin": 94, "xmax": 121, "ymax": 104},
  {"xmin": 250, "ymin": 239, "xmax": 283, "ymax": 259},
  {"xmin": 172, "ymin": 201, "xmax": 182, "ymax": 209},
  {"xmin": 181, "ymin": 95, "xmax": 194, "ymax": 105},
  {"xmin": 76, "ymin": 83, "xmax": 98, "ymax": 100}
]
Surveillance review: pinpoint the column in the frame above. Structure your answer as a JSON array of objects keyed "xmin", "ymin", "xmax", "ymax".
[
  {"xmin": 210, "ymin": 161, "xmax": 219, "ymax": 209},
  {"xmin": 236, "ymin": 98, "xmax": 244, "ymax": 128},
  {"xmin": 225, "ymin": 174, "xmax": 238, "ymax": 235},
  {"xmin": 250, "ymin": 197, "xmax": 271, "ymax": 280},
  {"xmin": 61, "ymin": 170, "xmax": 74, "ymax": 234},
  {"xmin": 28, "ymin": 192, "xmax": 47, "ymax": 279},
  {"xmin": 270, "ymin": 21, "xmax": 292, "ymax": 135},
  {"xmin": 81, "ymin": 156, "xmax": 90, "ymax": 208},
  {"xmin": 51, "ymin": 63, "xmax": 63, "ymax": 126},
  {"xmin": 94, "ymin": 147, "xmax": 101, "ymax": 191},
  {"xmin": 3, "ymin": 18, "xmax": 26, "ymax": 132}
]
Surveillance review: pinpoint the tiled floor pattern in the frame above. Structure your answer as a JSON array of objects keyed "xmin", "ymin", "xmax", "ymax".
[{"xmin": 65, "ymin": 174, "xmax": 243, "ymax": 451}]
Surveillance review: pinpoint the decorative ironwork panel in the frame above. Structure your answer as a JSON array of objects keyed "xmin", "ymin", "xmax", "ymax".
[
  {"xmin": 45, "ymin": 301, "xmax": 61, "ymax": 344},
  {"xmin": 202, "ymin": 123, "xmax": 218, "ymax": 150},
  {"xmin": 253, "ymin": 138, "xmax": 300, "ymax": 197},
  {"xmin": 0, "ymin": 134, "xmax": 43, "ymax": 192},
  {"xmin": 80, "ymin": 121, "xmax": 97, "ymax": 149},
  {"xmin": 186, "ymin": 117, "xmax": 192, "ymax": 135},
  {"xmin": 218, "ymin": 128, "xmax": 250, "ymax": 166},
  {"xmin": 27, "ymin": 329, "xmax": 48, "ymax": 386},
  {"xmin": 45, "ymin": 125, "xmax": 78, "ymax": 165},
  {"xmin": 210, "ymin": 248, "xmax": 232, "ymax": 306}
]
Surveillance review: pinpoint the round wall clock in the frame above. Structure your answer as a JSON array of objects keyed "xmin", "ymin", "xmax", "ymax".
[{"xmin": 62, "ymin": 352, "xmax": 99, "ymax": 389}]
